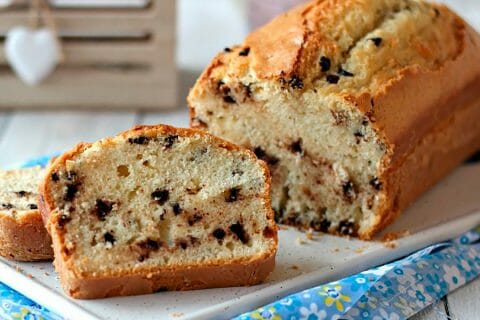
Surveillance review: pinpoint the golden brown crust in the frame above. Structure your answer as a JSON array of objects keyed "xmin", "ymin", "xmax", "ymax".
[
  {"xmin": 358, "ymin": 23, "xmax": 480, "ymax": 239},
  {"xmin": 0, "ymin": 210, "xmax": 53, "ymax": 261},
  {"xmin": 362, "ymin": 76, "xmax": 480, "ymax": 239},
  {"xmin": 39, "ymin": 124, "xmax": 277, "ymax": 299}
]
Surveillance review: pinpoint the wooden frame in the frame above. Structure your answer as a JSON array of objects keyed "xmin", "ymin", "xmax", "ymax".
[{"xmin": 0, "ymin": 0, "xmax": 177, "ymax": 109}]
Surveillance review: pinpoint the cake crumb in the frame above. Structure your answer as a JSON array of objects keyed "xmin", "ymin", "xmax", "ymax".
[
  {"xmin": 291, "ymin": 265, "xmax": 300, "ymax": 270},
  {"xmin": 381, "ymin": 230, "xmax": 410, "ymax": 242},
  {"xmin": 381, "ymin": 230, "xmax": 409, "ymax": 249},
  {"xmin": 27, "ymin": 273, "xmax": 33, "ymax": 279},
  {"xmin": 305, "ymin": 228, "xmax": 314, "ymax": 240},
  {"xmin": 295, "ymin": 237, "xmax": 306, "ymax": 245},
  {"xmin": 44, "ymin": 272, "xmax": 50, "ymax": 276},
  {"xmin": 354, "ymin": 246, "xmax": 368, "ymax": 254},
  {"xmin": 170, "ymin": 312, "xmax": 184, "ymax": 318},
  {"xmin": 384, "ymin": 241, "xmax": 397, "ymax": 249}
]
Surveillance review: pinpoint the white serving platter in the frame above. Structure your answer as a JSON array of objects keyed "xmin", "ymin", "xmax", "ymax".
[{"xmin": 1, "ymin": 162, "xmax": 479, "ymax": 320}]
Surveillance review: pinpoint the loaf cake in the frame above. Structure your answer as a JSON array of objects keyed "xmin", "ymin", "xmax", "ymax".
[
  {"xmin": 0, "ymin": 167, "xmax": 53, "ymax": 261},
  {"xmin": 188, "ymin": 0, "xmax": 480, "ymax": 239},
  {"xmin": 39, "ymin": 125, "xmax": 277, "ymax": 299}
]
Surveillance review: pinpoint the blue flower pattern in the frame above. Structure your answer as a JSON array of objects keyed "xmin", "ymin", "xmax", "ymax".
[{"xmin": 236, "ymin": 228, "xmax": 480, "ymax": 320}]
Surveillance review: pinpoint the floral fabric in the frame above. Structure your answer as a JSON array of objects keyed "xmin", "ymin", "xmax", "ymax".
[
  {"xmin": 0, "ymin": 283, "xmax": 61, "ymax": 320},
  {"xmin": 235, "ymin": 227, "xmax": 480, "ymax": 320}
]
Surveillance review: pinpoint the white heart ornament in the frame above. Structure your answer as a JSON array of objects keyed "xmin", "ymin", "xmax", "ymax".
[{"xmin": 5, "ymin": 27, "xmax": 60, "ymax": 85}]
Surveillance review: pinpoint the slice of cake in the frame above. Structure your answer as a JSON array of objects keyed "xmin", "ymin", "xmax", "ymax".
[
  {"xmin": 0, "ymin": 167, "xmax": 53, "ymax": 261},
  {"xmin": 39, "ymin": 125, "xmax": 277, "ymax": 299},
  {"xmin": 188, "ymin": 0, "xmax": 480, "ymax": 239}
]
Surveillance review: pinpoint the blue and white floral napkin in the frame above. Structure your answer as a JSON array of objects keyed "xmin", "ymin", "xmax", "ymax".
[
  {"xmin": 235, "ymin": 227, "xmax": 480, "ymax": 320},
  {"xmin": 1, "ymin": 156, "xmax": 479, "ymax": 320}
]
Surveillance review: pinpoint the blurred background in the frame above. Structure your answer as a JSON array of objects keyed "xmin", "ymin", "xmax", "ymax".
[
  {"xmin": 0, "ymin": 0, "xmax": 478, "ymax": 166},
  {"xmin": 0, "ymin": 0, "xmax": 478, "ymax": 110}
]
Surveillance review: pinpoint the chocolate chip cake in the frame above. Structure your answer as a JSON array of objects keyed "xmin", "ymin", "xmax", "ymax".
[
  {"xmin": 188, "ymin": 0, "xmax": 480, "ymax": 239},
  {"xmin": 39, "ymin": 125, "xmax": 277, "ymax": 299},
  {"xmin": 0, "ymin": 167, "xmax": 53, "ymax": 261}
]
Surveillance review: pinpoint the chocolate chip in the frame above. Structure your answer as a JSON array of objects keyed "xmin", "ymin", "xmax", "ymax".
[
  {"xmin": 225, "ymin": 187, "xmax": 241, "ymax": 202},
  {"xmin": 370, "ymin": 177, "xmax": 383, "ymax": 191},
  {"xmin": 104, "ymin": 232, "xmax": 115, "ymax": 245},
  {"xmin": 212, "ymin": 228, "xmax": 226, "ymax": 240},
  {"xmin": 339, "ymin": 220, "xmax": 358, "ymax": 236},
  {"xmin": 128, "ymin": 136, "xmax": 150, "ymax": 145},
  {"xmin": 64, "ymin": 183, "xmax": 80, "ymax": 202},
  {"xmin": 223, "ymin": 95, "xmax": 236, "ymax": 104},
  {"xmin": 273, "ymin": 208, "xmax": 283, "ymax": 223},
  {"xmin": 138, "ymin": 238, "xmax": 160, "ymax": 251},
  {"xmin": 188, "ymin": 236, "xmax": 200, "ymax": 246},
  {"xmin": 338, "ymin": 67, "xmax": 354, "ymax": 77},
  {"xmin": 290, "ymin": 139, "xmax": 303, "ymax": 155},
  {"xmin": 66, "ymin": 171, "xmax": 77, "ymax": 181},
  {"xmin": 326, "ymin": 74, "xmax": 340, "ymax": 84},
  {"xmin": 217, "ymin": 80, "xmax": 225, "ymax": 89},
  {"xmin": 177, "ymin": 240, "xmax": 188, "ymax": 250},
  {"xmin": 164, "ymin": 135, "xmax": 179, "ymax": 148},
  {"xmin": 243, "ymin": 83, "xmax": 253, "ymax": 98},
  {"xmin": 188, "ymin": 213, "xmax": 203, "ymax": 226},
  {"xmin": 239, "ymin": 47, "xmax": 250, "ymax": 56},
  {"xmin": 319, "ymin": 56, "xmax": 331, "ymax": 72},
  {"xmin": 156, "ymin": 287, "xmax": 168, "ymax": 293},
  {"xmin": 232, "ymin": 168, "xmax": 244, "ymax": 176},
  {"xmin": 151, "ymin": 189, "xmax": 169, "ymax": 205},
  {"xmin": 224, "ymin": 47, "xmax": 232, "ymax": 52},
  {"xmin": 217, "ymin": 81, "xmax": 237, "ymax": 104},
  {"xmin": 1, "ymin": 203, "xmax": 14, "ymax": 210},
  {"xmin": 434, "ymin": 8, "xmax": 440, "ymax": 17},
  {"xmin": 285, "ymin": 211, "xmax": 301, "ymax": 225},
  {"xmin": 57, "ymin": 214, "xmax": 71, "ymax": 229},
  {"xmin": 253, "ymin": 147, "xmax": 279, "ymax": 166},
  {"xmin": 342, "ymin": 181, "xmax": 356, "ymax": 201},
  {"xmin": 171, "ymin": 203, "xmax": 182, "ymax": 215},
  {"xmin": 369, "ymin": 37, "xmax": 383, "ymax": 47},
  {"xmin": 230, "ymin": 222, "xmax": 249, "ymax": 244},
  {"xmin": 263, "ymin": 226, "xmax": 275, "ymax": 238},
  {"xmin": 16, "ymin": 191, "xmax": 28, "ymax": 197},
  {"xmin": 51, "ymin": 172, "xmax": 60, "ymax": 182},
  {"xmin": 28, "ymin": 204, "xmax": 38, "ymax": 210},
  {"xmin": 466, "ymin": 150, "xmax": 480, "ymax": 164},
  {"xmin": 253, "ymin": 147, "xmax": 266, "ymax": 158},
  {"xmin": 310, "ymin": 218, "xmax": 331, "ymax": 233},
  {"xmin": 138, "ymin": 255, "xmax": 146, "ymax": 262},
  {"xmin": 354, "ymin": 131, "xmax": 364, "ymax": 144},
  {"xmin": 288, "ymin": 76, "xmax": 304, "ymax": 90},
  {"xmin": 95, "ymin": 199, "xmax": 113, "ymax": 220}
]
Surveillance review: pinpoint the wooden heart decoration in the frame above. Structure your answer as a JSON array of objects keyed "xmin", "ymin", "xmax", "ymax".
[{"xmin": 5, "ymin": 26, "xmax": 60, "ymax": 85}]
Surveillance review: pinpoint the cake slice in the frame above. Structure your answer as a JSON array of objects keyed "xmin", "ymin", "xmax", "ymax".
[
  {"xmin": 188, "ymin": 0, "xmax": 480, "ymax": 239},
  {"xmin": 0, "ymin": 167, "xmax": 53, "ymax": 261},
  {"xmin": 39, "ymin": 125, "xmax": 277, "ymax": 299}
]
